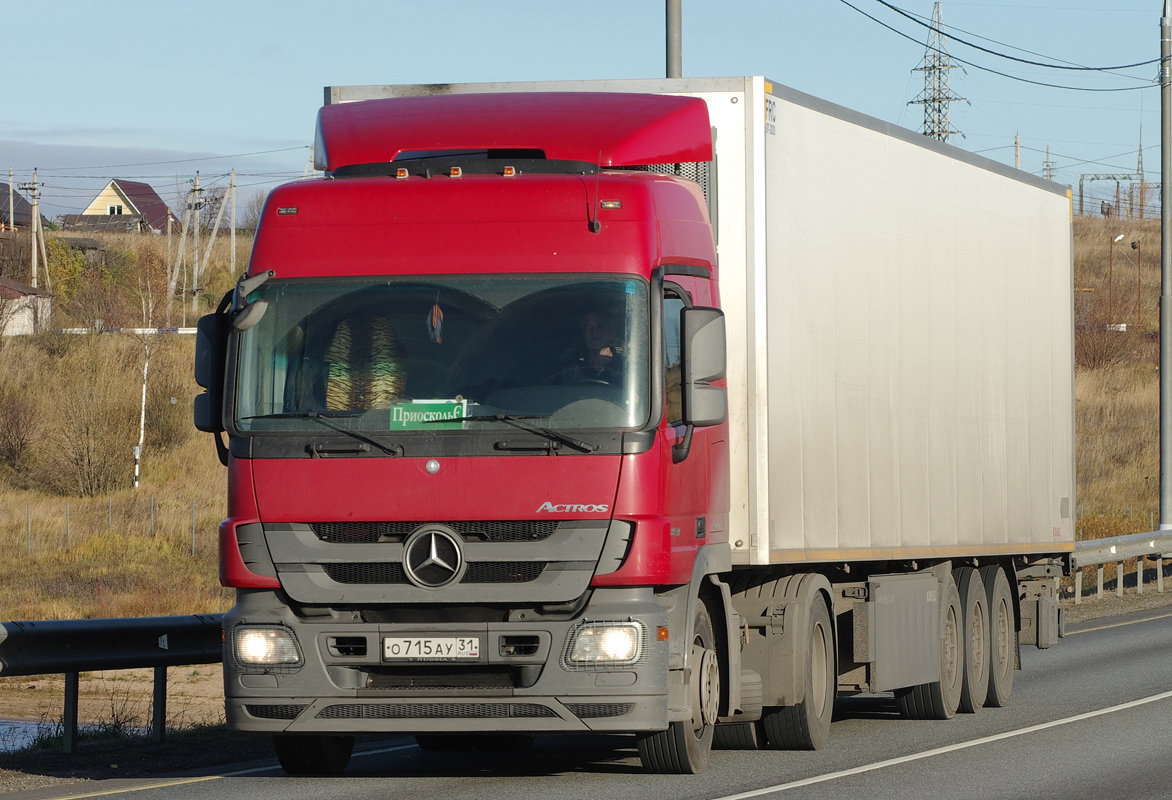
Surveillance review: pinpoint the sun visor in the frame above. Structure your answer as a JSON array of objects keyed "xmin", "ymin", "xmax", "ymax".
[{"xmin": 315, "ymin": 92, "xmax": 713, "ymax": 172}]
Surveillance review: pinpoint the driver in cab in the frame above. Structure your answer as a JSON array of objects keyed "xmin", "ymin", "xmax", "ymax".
[{"xmin": 555, "ymin": 309, "xmax": 624, "ymax": 385}]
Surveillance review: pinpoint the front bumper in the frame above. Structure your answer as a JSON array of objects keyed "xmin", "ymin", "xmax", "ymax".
[{"xmin": 223, "ymin": 587, "xmax": 669, "ymax": 735}]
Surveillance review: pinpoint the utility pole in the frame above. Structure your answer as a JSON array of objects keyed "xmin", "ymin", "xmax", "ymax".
[
  {"xmin": 6, "ymin": 168, "xmax": 12, "ymax": 231},
  {"xmin": 1139, "ymin": 124, "xmax": 1147, "ymax": 219},
  {"xmin": 1160, "ymin": 0, "xmax": 1172, "ymax": 529},
  {"xmin": 230, "ymin": 168, "xmax": 237, "ymax": 276},
  {"xmin": 666, "ymin": 0, "xmax": 682, "ymax": 79},
  {"xmin": 1043, "ymin": 146, "xmax": 1056, "ymax": 182},
  {"xmin": 19, "ymin": 170, "xmax": 39, "ymax": 288},
  {"xmin": 191, "ymin": 172, "xmax": 201, "ymax": 317},
  {"xmin": 1014, "ymin": 134, "xmax": 1020, "ymax": 170},
  {"xmin": 909, "ymin": 2, "xmax": 964, "ymax": 143}
]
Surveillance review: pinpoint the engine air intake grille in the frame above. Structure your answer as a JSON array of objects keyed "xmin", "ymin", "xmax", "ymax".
[
  {"xmin": 311, "ymin": 521, "xmax": 558, "ymax": 544},
  {"xmin": 565, "ymin": 702, "xmax": 635, "ymax": 719},
  {"xmin": 322, "ymin": 562, "xmax": 545, "ymax": 585},
  {"xmin": 317, "ymin": 702, "xmax": 556, "ymax": 719},
  {"xmin": 245, "ymin": 704, "xmax": 306, "ymax": 720}
]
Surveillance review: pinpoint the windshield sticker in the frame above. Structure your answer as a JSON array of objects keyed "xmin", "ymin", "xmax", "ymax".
[{"xmin": 390, "ymin": 399, "xmax": 467, "ymax": 430}]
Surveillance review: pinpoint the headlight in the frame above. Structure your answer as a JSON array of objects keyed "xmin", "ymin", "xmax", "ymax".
[
  {"xmin": 567, "ymin": 623, "xmax": 643, "ymax": 665},
  {"xmin": 235, "ymin": 626, "xmax": 302, "ymax": 666}
]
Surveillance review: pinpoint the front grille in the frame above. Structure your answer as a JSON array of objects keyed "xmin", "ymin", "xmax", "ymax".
[
  {"xmin": 245, "ymin": 704, "xmax": 306, "ymax": 720},
  {"xmin": 368, "ymin": 666, "xmax": 514, "ymax": 690},
  {"xmin": 317, "ymin": 702, "xmax": 555, "ymax": 720},
  {"xmin": 311, "ymin": 521, "xmax": 558, "ymax": 544},
  {"xmin": 321, "ymin": 562, "xmax": 545, "ymax": 585},
  {"xmin": 323, "ymin": 563, "xmax": 406, "ymax": 584},
  {"xmin": 463, "ymin": 562, "xmax": 545, "ymax": 583},
  {"xmin": 565, "ymin": 702, "xmax": 635, "ymax": 719}
]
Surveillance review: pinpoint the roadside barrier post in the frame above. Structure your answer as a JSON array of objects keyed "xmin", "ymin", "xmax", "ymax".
[
  {"xmin": 63, "ymin": 672, "xmax": 79, "ymax": 755},
  {"xmin": 153, "ymin": 666, "xmax": 167, "ymax": 743}
]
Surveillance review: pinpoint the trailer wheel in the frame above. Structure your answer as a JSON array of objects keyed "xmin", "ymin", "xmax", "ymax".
[
  {"xmin": 761, "ymin": 596, "xmax": 834, "ymax": 750},
  {"xmin": 895, "ymin": 572, "xmax": 963, "ymax": 720},
  {"xmin": 273, "ymin": 734, "xmax": 354, "ymax": 775},
  {"xmin": 980, "ymin": 564, "xmax": 1016, "ymax": 707},
  {"xmin": 637, "ymin": 598, "xmax": 718, "ymax": 773},
  {"xmin": 954, "ymin": 567, "xmax": 991, "ymax": 713}
]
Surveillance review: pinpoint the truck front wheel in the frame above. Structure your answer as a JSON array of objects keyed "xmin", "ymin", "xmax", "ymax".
[
  {"xmin": 274, "ymin": 734, "xmax": 354, "ymax": 775},
  {"xmin": 637, "ymin": 598, "xmax": 718, "ymax": 773}
]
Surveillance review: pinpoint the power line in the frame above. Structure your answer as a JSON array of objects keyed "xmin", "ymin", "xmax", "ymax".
[
  {"xmin": 838, "ymin": 0, "xmax": 1155, "ymax": 92},
  {"xmin": 29, "ymin": 145, "xmax": 310, "ymax": 173},
  {"xmin": 871, "ymin": 0, "xmax": 1159, "ymax": 72}
]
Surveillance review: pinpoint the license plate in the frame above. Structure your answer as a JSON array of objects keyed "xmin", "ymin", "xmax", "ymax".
[{"xmin": 384, "ymin": 637, "xmax": 480, "ymax": 661}]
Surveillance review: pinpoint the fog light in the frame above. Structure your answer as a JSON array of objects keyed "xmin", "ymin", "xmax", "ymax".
[
  {"xmin": 567, "ymin": 623, "xmax": 642, "ymax": 664},
  {"xmin": 235, "ymin": 626, "xmax": 301, "ymax": 666}
]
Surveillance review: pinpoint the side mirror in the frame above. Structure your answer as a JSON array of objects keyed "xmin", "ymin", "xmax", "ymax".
[
  {"xmin": 681, "ymin": 307, "xmax": 727, "ymax": 428},
  {"xmin": 194, "ymin": 312, "xmax": 229, "ymax": 434}
]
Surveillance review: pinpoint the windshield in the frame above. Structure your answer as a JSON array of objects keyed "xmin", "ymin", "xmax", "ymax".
[{"xmin": 235, "ymin": 275, "xmax": 650, "ymax": 434}]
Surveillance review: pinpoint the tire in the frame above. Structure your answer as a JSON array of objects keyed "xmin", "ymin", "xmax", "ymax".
[
  {"xmin": 761, "ymin": 596, "xmax": 835, "ymax": 750},
  {"xmin": 274, "ymin": 734, "xmax": 354, "ymax": 775},
  {"xmin": 954, "ymin": 567, "xmax": 991, "ymax": 713},
  {"xmin": 637, "ymin": 598, "xmax": 719, "ymax": 773},
  {"xmin": 980, "ymin": 564, "xmax": 1016, "ymax": 707},
  {"xmin": 895, "ymin": 572, "xmax": 963, "ymax": 721},
  {"xmin": 713, "ymin": 670, "xmax": 765, "ymax": 750}
]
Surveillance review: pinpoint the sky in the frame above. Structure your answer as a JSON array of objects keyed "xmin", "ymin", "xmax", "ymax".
[{"xmin": 1, "ymin": 0, "xmax": 1163, "ymax": 220}]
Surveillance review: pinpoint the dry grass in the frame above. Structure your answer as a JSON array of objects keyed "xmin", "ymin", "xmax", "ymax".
[{"xmin": 0, "ymin": 434, "xmax": 231, "ymax": 619}]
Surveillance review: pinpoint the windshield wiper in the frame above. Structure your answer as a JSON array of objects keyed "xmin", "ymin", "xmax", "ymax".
[
  {"xmin": 240, "ymin": 412, "xmax": 403, "ymax": 456},
  {"xmin": 426, "ymin": 413, "xmax": 597, "ymax": 453}
]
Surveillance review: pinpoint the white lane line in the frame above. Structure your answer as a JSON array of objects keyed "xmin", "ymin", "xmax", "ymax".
[
  {"xmin": 1067, "ymin": 610, "xmax": 1172, "ymax": 635},
  {"xmin": 48, "ymin": 743, "xmax": 419, "ymax": 798},
  {"xmin": 218, "ymin": 742, "xmax": 417, "ymax": 776},
  {"xmin": 712, "ymin": 689, "xmax": 1172, "ymax": 800}
]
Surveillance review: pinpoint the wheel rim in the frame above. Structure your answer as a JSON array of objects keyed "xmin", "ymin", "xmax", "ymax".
[
  {"xmin": 994, "ymin": 596, "xmax": 1011, "ymax": 673},
  {"xmin": 810, "ymin": 621, "xmax": 828, "ymax": 715},
  {"xmin": 691, "ymin": 643, "xmax": 720, "ymax": 733},
  {"xmin": 970, "ymin": 600, "xmax": 987, "ymax": 682},
  {"xmin": 944, "ymin": 604, "xmax": 959, "ymax": 685}
]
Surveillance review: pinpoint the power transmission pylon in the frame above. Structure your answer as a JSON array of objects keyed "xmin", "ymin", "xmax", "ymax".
[{"xmin": 908, "ymin": 2, "xmax": 964, "ymax": 143}]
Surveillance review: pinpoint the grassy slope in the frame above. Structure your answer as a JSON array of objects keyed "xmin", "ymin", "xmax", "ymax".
[{"xmin": 0, "ymin": 218, "xmax": 1162, "ymax": 619}]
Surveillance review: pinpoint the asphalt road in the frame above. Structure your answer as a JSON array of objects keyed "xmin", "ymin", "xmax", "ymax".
[{"xmin": 13, "ymin": 607, "xmax": 1172, "ymax": 800}]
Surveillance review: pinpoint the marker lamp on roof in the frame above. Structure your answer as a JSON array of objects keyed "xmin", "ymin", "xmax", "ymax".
[
  {"xmin": 449, "ymin": 167, "xmax": 463, "ymax": 178},
  {"xmin": 395, "ymin": 167, "xmax": 409, "ymax": 180},
  {"xmin": 502, "ymin": 166, "xmax": 517, "ymax": 177},
  {"xmin": 600, "ymin": 200, "xmax": 623, "ymax": 210}
]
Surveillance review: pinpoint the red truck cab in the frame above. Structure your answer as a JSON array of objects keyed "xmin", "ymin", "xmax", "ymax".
[{"xmin": 196, "ymin": 92, "xmax": 734, "ymax": 774}]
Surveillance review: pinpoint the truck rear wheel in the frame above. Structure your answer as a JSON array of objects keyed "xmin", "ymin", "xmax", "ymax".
[
  {"xmin": 761, "ymin": 596, "xmax": 834, "ymax": 749},
  {"xmin": 637, "ymin": 598, "xmax": 718, "ymax": 773},
  {"xmin": 954, "ymin": 567, "xmax": 990, "ymax": 713},
  {"xmin": 895, "ymin": 572, "xmax": 963, "ymax": 720},
  {"xmin": 980, "ymin": 564, "xmax": 1015, "ymax": 707},
  {"xmin": 274, "ymin": 734, "xmax": 354, "ymax": 775}
]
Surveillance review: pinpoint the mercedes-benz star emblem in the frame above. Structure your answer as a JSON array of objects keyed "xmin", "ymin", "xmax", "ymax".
[{"xmin": 403, "ymin": 528, "xmax": 464, "ymax": 588}]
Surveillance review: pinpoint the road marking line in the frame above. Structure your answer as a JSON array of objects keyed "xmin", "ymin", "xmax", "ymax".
[
  {"xmin": 1067, "ymin": 610, "xmax": 1172, "ymax": 635},
  {"xmin": 47, "ymin": 743, "xmax": 418, "ymax": 798},
  {"xmin": 713, "ymin": 689, "xmax": 1172, "ymax": 800},
  {"xmin": 50, "ymin": 776, "xmax": 220, "ymax": 799}
]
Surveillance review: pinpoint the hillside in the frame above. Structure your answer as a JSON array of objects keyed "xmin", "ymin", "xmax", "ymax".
[{"xmin": 0, "ymin": 217, "xmax": 1161, "ymax": 619}]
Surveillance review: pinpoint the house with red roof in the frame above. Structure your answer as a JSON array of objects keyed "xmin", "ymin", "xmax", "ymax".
[{"xmin": 62, "ymin": 179, "xmax": 179, "ymax": 234}]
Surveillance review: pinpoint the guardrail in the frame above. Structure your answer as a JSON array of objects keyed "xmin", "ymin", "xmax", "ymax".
[
  {"xmin": 1, "ymin": 531, "xmax": 1169, "ymax": 755},
  {"xmin": 1070, "ymin": 530, "xmax": 1172, "ymax": 603},
  {"xmin": 0, "ymin": 615, "xmax": 223, "ymax": 754}
]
